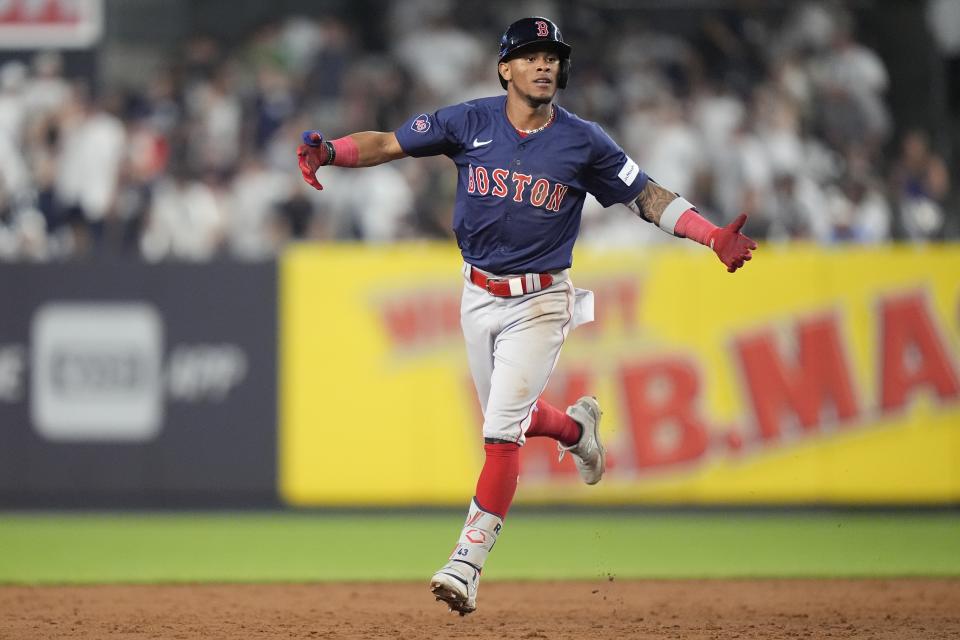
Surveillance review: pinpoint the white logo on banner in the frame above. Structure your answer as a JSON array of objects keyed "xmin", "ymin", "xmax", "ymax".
[
  {"xmin": 167, "ymin": 345, "xmax": 248, "ymax": 402},
  {"xmin": 30, "ymin": 303, "xmax": 164, "ymax": 442}
]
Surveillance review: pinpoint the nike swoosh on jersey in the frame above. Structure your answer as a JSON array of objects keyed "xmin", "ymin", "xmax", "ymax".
[{"xmin": 472, "ymin": 138, "xmax": 493, "ymax": 147}]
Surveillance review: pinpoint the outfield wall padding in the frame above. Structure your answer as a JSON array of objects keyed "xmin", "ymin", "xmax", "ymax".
[
  {"xmin": 280, "ymin": 244, "xmax": 960, "ymax": 506},
  {"xmin": 0, "ymin": 261, "xmax": 278, "ymax": 507}
]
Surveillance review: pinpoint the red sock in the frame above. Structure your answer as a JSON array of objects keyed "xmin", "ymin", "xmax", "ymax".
[
  {"xmin": 474, "ymin": 443, "xmax": 520, "ymax": 519},
  {"xmin": 525, "ymin": 399, "xmax": 582, "ymax": 446}
]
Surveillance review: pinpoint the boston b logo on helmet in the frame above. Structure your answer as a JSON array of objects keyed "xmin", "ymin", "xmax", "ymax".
[{"xmin": 497, "ymin": 17, "xmax": 572, "ymax": 90}]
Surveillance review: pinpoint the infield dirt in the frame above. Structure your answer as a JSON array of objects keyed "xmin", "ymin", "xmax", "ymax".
[{"xmin": 1, "ymin": 579, "xmax": 958, "ymax": 639}]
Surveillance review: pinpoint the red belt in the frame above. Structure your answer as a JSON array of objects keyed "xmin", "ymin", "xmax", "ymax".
[{"xmin": 470, "ymin": 266, "xmax": 554, "ymax": 297}]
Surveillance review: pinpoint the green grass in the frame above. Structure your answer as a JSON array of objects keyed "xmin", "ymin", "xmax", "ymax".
[{"xmin": 0, "ymin": 511, "xmax": 958, "ymax": 584}]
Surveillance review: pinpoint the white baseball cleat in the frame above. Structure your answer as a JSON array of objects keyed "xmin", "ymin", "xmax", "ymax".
[
  {"xmin": 559, "ymin": 395, "xmax": 605, "ymax": 485},
  {"xmin": 430, "ymin": 560, "xmax": 480, "ymax": 616}
]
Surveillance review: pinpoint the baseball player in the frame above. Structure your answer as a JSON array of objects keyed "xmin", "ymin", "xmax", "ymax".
[{"xmin": 297, "ymin": 17, "xmax": 756, "ymax": 615}]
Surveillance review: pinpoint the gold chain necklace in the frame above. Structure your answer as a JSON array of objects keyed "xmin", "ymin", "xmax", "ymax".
[{"xmin": 516, "ymin": 106, "xmax": 555, "ymax": 135}]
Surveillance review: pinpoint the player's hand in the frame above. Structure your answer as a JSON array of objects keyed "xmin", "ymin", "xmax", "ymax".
[
  {"xmin": 297, "ymin": 130, "xmax": 328, "ymax": 190},
  {"xmin": 708, "ymin": 213, "xmax": 757, "ymax": 273}
]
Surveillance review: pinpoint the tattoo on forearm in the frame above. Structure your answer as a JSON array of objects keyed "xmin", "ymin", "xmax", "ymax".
[{"xmin": 633, "ymin": 181, "xmax": 677, "ymax": 225}]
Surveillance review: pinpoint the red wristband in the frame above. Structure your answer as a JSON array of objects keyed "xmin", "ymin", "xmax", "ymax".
[
  {"xmin": 674, "ymin": 209, "xmax": 718, "ymax": 247},
  {"xmin": 330, "ymin": 137, "xmax": 359, "ymax": 167}
]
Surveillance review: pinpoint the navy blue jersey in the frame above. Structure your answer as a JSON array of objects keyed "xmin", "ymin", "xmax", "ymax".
[{"xmin": 395, "ymin": 95, "xmax": 648, "ymax": 274}]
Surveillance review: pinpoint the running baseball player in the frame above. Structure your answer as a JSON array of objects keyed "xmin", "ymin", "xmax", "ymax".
[{"xmin": 297, "ymin": 17, "xmax": 756, "ymax": 616}]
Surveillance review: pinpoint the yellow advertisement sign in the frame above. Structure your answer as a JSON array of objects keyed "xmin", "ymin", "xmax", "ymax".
[{"xmin": 280, "ymin": 244, "xmax": 960, "ymax": 505}]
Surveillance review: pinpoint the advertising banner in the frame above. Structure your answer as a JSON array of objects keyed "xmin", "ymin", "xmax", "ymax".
[
  {"xmin": 280, "ymin": 244, "xmax": 960, "ymax": 506},
  {"xmin": 0, "ymin": 0, "xmax": 102, "ymax": 49},
  {"xmin": 0, "ymin": 261, "xmax": 277, "ymax": 506}
]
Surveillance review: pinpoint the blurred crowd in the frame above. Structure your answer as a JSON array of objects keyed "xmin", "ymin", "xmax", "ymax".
[{"xmin": 0, "ymin": 0, "xmax": 956, "ymax": 262}]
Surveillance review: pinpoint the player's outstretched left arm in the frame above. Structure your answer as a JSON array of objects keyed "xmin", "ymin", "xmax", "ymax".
[
  {"xmin": 297, "ymin": 130, "xmax": 407, "ymax": 190},
  {"xmin": 626, "ymin": 181, "xmax": 757, "ymax": 273}
]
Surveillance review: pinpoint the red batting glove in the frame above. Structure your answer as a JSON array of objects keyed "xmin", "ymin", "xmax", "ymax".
[
  {"xmin": 297, "ymin": 130, "xmax": 329, "ymax": 190},
  {"xmin": 708, "ymin": 213, "xmax": 758, "ymax": 273}
]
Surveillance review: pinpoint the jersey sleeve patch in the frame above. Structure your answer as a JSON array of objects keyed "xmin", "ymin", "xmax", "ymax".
[
  {"xmin": 618, "ymin": 157, "xmax": 640, "ymax": 186},
  {"xmin": 411, "ymin": 114, "xmax": 432, "ymax": 133},
  {"xmin": 396, "ymin": 107, "xmax": 462, "ymax": 158}
]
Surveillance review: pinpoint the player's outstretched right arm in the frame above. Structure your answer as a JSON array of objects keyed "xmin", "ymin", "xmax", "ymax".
[{"xmin": 297, "ymin": 130, "xmax": 406, "ymax": 190}]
